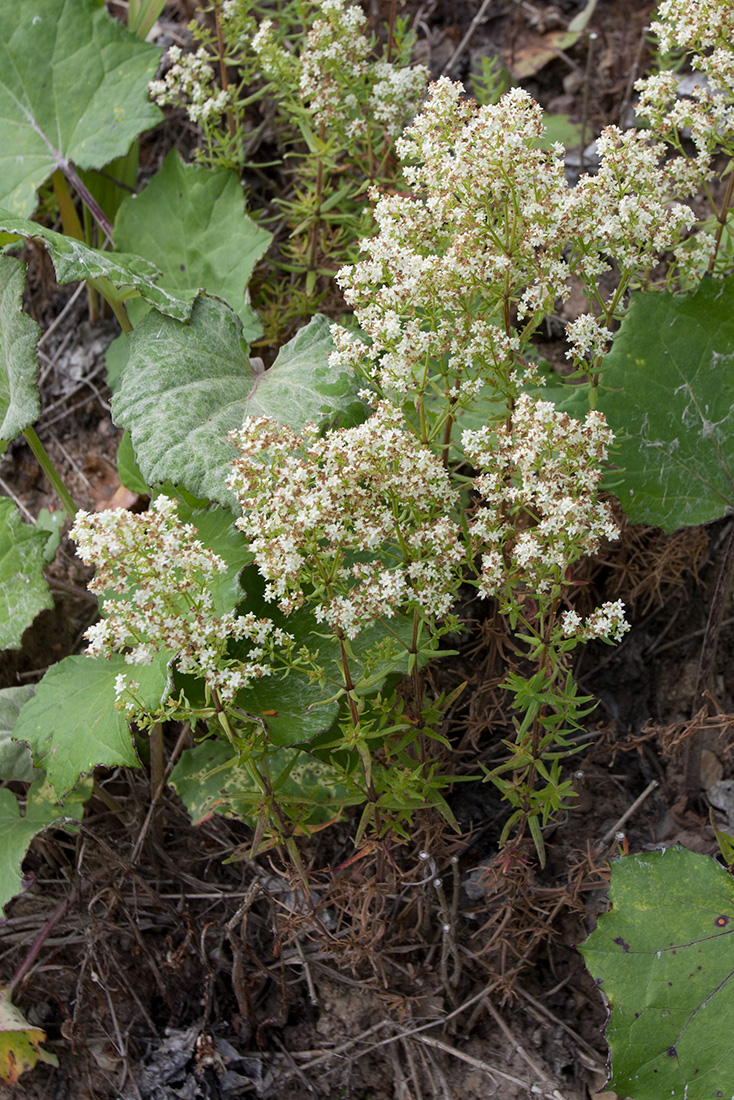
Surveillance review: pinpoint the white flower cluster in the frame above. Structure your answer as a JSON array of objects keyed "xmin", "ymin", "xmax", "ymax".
[
  {"xmin": 149, "ymin": 45, "xmax": 232, "ymax": 125},
  {"xmin": 70, "ymin": 497, "xmax": 291, "ymax": 703},
  {"xmin": 565, "ymin": 314, "xmax": 614, "ymax": 364},
  {"xmin": 560, "ymin": 600, "xmax": 629, "ymax": 643},
  {"xmin": 331, "ymin": 79, "xmax": 695, "ymax": 407},
  {"xmin": 253, "ymin": 0, "xmax": 427, "ymax": 134},
  {"xmin": 573, "ymin": 125, "xmax": 695, "ymax": 277},
  {"xmin": 226, "ymin": 404, "xmax": 464, "ymax": 639},
  {"xmin": 632, "ymin": 1, "xmax": 734, "ymax": 201},
  {"xmin": 462, "ymin": 395, "xmax": 623, "ymax": 616},
  {"xmin": 650, "ymin": 0, "xmax": 734, "ymax": 94}
]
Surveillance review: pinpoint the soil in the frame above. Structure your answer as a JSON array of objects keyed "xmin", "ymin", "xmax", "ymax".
[{"xmin": 1, "ymin": 1, "xmax": 731, "ymax": 1098}]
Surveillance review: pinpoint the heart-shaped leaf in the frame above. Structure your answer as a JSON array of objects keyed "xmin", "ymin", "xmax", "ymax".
[
  {"xmin": 598, "ymin": 274, "xmax": 734, "ymax": 532},
  {"xmin": 111, "ymin": 300, "xmax": 365, "ymax": 508},
  {"xmin": 580, "ymin": 846, "xmax": 734, "ymax": 1100},
  {"xmin": 0, "ymin": 0, "xmax": 161, "ymax": 217}
]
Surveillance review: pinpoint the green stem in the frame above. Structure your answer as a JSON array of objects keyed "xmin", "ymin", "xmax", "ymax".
[
  {"xmin": 708, "ymin": 163, "xmax": 734, "ymax": 275},
  {"xmin": 22, "ymin": 427, "xmax": 79, "ymax": 516}
]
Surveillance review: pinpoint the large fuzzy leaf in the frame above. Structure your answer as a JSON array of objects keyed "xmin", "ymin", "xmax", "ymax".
[
  {"xmin": 13, "ymin": 652, "xmax": 170, "ymax": 796},
  {"xmin": 580, "ymin": 846, "xmax": 734, "ymax": 1100},
  {"xmin": 113, "ymin": 150, "xmax": 271, "ymax": 327},
  {"xmin": 0, "ymin": 499, "xmax": 54, "ymax": 651},
  {"xmin": 0, "ymin": 216, "xmax": 197, "ymax": 321},
  {"xmin": 0, "ymin": 256, "xmax": 40, "ymax": 443},
  {"xmin": 111, "ymin": 300, "xmax": 365, "ymax": 508},
  {"xmin": 598, "ymin": 275, "xmax": 734, "ymax": 532},
  {"xmin": 0, "ymin": 0, "xmax": 161, "ymax": 217},
  {"xmin": 107, "ymin": 151, "xmax": 269, "ymax": 389}
]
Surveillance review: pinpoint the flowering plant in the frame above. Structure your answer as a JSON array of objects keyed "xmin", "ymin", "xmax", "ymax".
[{"xmin": 3, "ymin": 0, "xmax": 734, "ymax": 903}]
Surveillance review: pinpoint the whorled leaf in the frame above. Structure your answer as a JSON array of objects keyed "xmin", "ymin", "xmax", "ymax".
[
  {"xmin": 0, "ymin": 0, "xmax": 161, "ymax": 217},
  {"xmin": 0, "ymin": 256, "xmax": 40, "ymax": 443}
]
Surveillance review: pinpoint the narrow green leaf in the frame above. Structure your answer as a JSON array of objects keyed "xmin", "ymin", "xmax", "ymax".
[
  {"xmin": 0, "ymin": 0, "xmax": 162, "ymax": 217},
  {"xmin": 111, "ymin": 300, "xmax": 365, "ymax": 508},
  {"xmin": 0, "ymin": 216, "xmax": 197, "ymax": 322},
  {"xmin": 598, "ymin": 275, "xmax": 734, "ymax": 531},
  {"xmin": 13, "ymin": 652, "xmax": 170, "ymax": 796},
  {"xmin": 580, "ymin": 847, "xmax": 734, "ymax": 1100},
  {"xmin": 0, "ymin": 777, "xmax": 91, "ymax": 914},
  {"xmin": 0, "ymin": 499, "xmax": 54, "ymax": 651},
  {"xmin": 0, "ymin": 256, "xmax": 40, "ymax": 443}
]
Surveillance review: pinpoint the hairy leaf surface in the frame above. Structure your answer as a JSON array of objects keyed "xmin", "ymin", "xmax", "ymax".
[
  {"xmin": 0, "ymin": 0, "xmax": 161, "ymax": 216},
  {"xmin": 112, "ymin": 301, "xmax": 364, "ymax": 508}
]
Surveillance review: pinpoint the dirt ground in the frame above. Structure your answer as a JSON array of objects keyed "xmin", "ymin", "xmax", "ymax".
[{"xmin": 2, "ymin": 0, "xmax": 731, "ymax": 1097}]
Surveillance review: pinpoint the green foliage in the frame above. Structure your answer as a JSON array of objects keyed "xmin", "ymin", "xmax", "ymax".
[
  {"xmin": 580, "ymin": 847, "xmax": 734, "ymax": 1100},
  {"xmin": 169, "ymin": 738, "xmax": 349, "ymax": 835},
  {"xmin": 0, "ymin": 0, "xmax": 161, "ymax": 217},
  {"xmin": 0, "ymin": 215, "xmax": 199, "ymax": 321},
  {"xmin": 0, "ymin": 257, "xmax": 41, "ymax": 443},
  {"xmin": 0, "ymin": 687, "xmax": 37, "ymax": 782},
  {"xmin": 596, "ymin": 274, "xmax": 734, "ymax": 531},
  {"xmin": 13, "ymin": 653, "xmax": 170, "ymax": 797},
  {"xmin": 0, "ymin": 500, "xmax": 54, "ymax": 651},
  {"xmin": 111, "ymin": 303, "xmax": 364, "ymax": 507},
  {"xmin": 0, "ymin": 776, "xmax": 91, "ymax": 914},
  {"xmin": 106, "ymin": 149, "xmax": 272, "ymax": 382}
]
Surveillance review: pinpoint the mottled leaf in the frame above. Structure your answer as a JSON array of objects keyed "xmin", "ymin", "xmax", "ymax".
[{"xmin": 111, "ymin": 300, "xmax": 364, "ymax": 508}]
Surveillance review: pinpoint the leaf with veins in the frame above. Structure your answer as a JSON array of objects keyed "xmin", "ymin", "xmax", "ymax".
[{"xmin": 0, "ymin": 0, "xmax": 162, "ymax": 217}]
